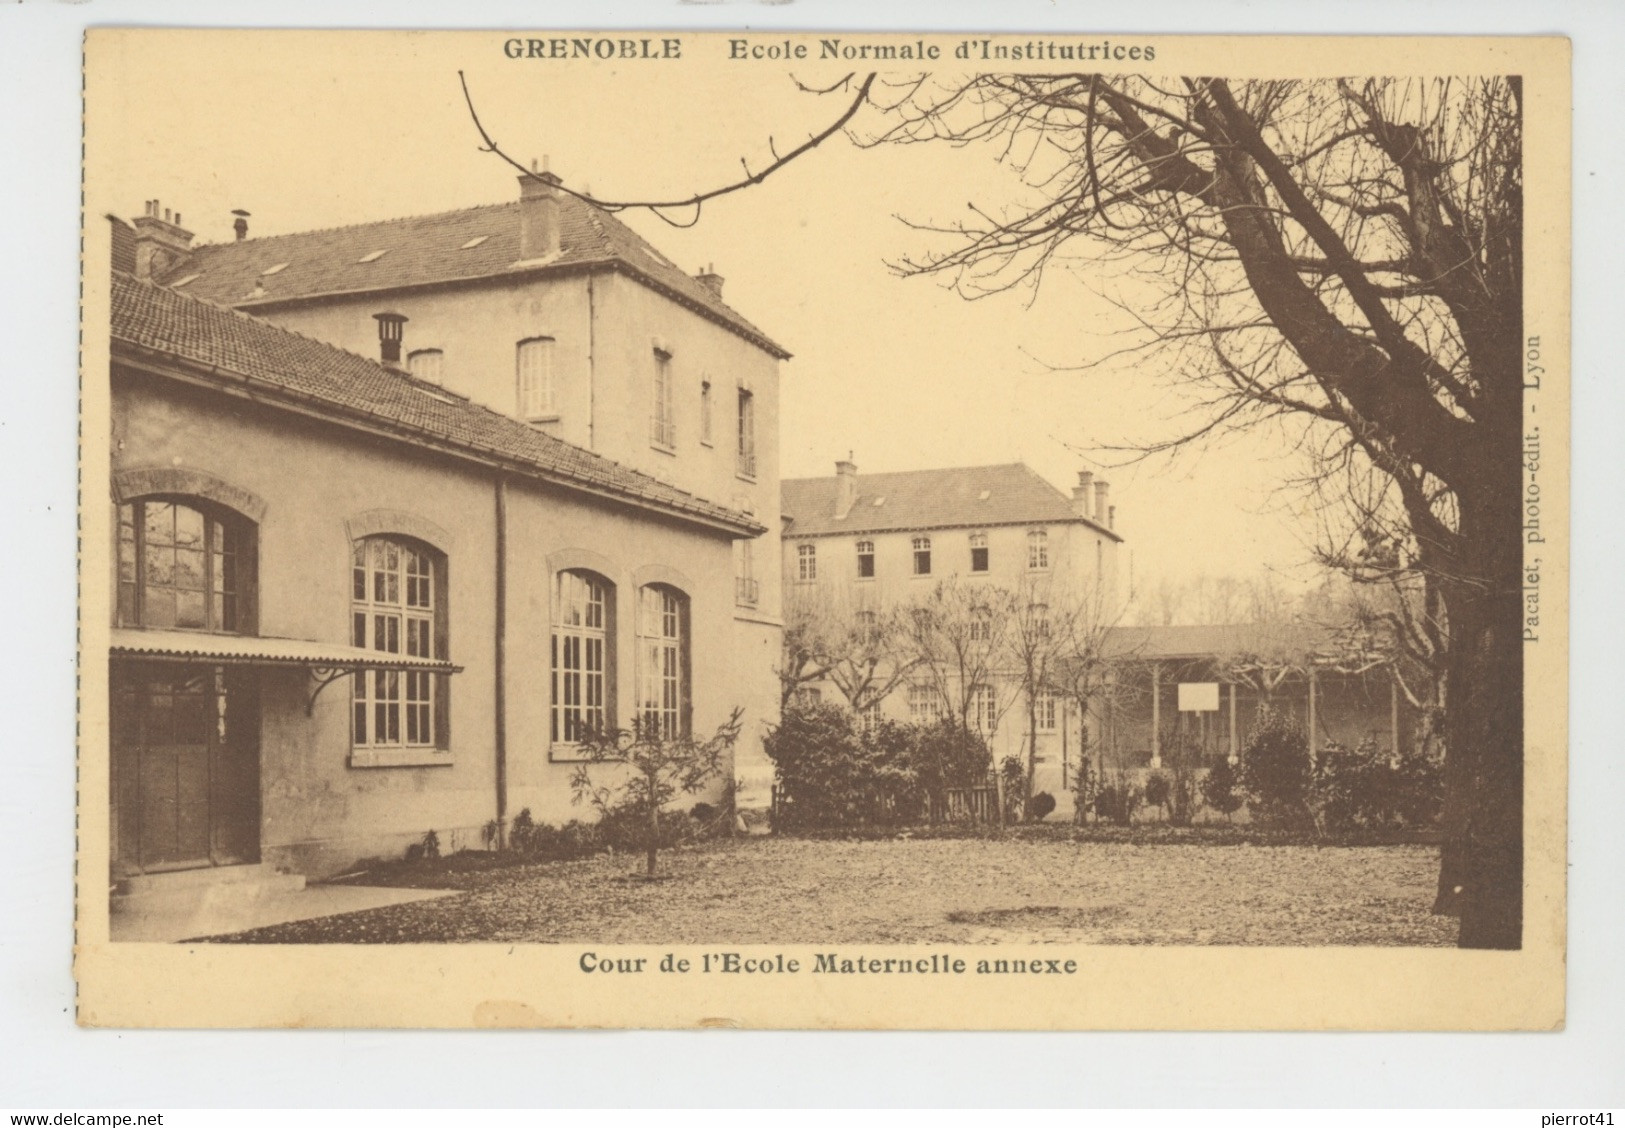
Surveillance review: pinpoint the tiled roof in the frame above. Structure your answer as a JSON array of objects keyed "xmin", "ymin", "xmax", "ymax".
[
  {"xmin": 1105, "ymin": 623, "xmax": 1331, "ymax": 660},
  {"xmin": 110, "ymin": 271, "xmax": 765, "ymax": 537},
  {"xmin": 161, "ymin": 198, "xmax": 789, "ymax": 359},
  {"xmin": 781, "ymin": 462, "xmax": 1120, "ymax": 541}
]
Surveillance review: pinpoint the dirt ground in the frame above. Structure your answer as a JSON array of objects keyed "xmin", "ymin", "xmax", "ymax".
[{"xmin": 204, "ymin": 836, "xmax": 1457, "ymax": 946}]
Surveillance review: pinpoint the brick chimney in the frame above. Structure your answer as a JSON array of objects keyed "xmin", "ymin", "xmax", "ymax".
[
  {"xmin": 1093, "ymin": 479, "xmax": 1110, "ymax": 525},
  {"xmin": 834, "ymin": 455, "xmax": 858, "ymax": 520},
  {"xmin": 132, "ymin": 199, "xmax": 194, "ymax": 280},
  {"xmin": 1071, "ymin": 470, "xmax": 1094, "ymax": 519},
  {"xmin": 695, "ymin": 263, "xmax": 725, "ymax": 299},
  {"xmin": 517, "ymin": 159, "xmax": 563, "ymax": 262}
]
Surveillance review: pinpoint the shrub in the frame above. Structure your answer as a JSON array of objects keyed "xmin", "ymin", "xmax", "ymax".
[
  {"xmin": 911, "ymin": 718, "xmax": 993, "ymax": 798},
  {"xmin": 1240, "ymin": 703, "xmax": 1313, "ymax": 829},
  {"xmin": 1314, "ymin": 735, "xmax": 1443, "ymax": 832},
  {"xmin": 1028, "ymin": 791, "xmax": 1056, "ymax": 821},
  {"xmin": 765, "ymin": 703, "xmax": 924, "ymax": 829},
  {"xmin": 1200, "ymin": 758, "xmax": 1245, "ymax": 820},
  {"xmin": 1144, "ymin": 771, "xmax": 1171, "ymax": 814},
  {"xmin": 1094, "ymin": 772, "xmax": 1142, "ymax": 827}
]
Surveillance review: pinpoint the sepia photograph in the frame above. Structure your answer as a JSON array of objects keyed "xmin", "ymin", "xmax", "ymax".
[{"xmin": 75, "ymin": 28, "xmax": 1570, "ymax": 1029}]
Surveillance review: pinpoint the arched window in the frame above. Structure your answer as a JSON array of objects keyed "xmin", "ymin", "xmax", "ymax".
[
  {"xmin": 637, "ymin": 585, "xmax": 689, "ymax": 739},
  {"xmin": 797, "ymin": 543, "xmax": 818, "ymax": 582},
  {"xmin": 352, "ymin": 536, "xmax": 445, "ymax": 749},
  {"xmin": 407, "ymin": 348, "xmax": 444, "ymax": 385},
  {"xmin": 552, "ymin": 570, "xmax": 614, "ymax": 744},
  {"xmin": 1027, "ymin": 529, "xmax": 1050, "ymax": 570},
  {"xmin": 912, "ymin": 536, "xmax": 932, "ymax": 576},
  {"xmin": 118, "ymin": 497, "xmax": 254, "ymax": 633},
  {"xmin": 517, "ymin": 337, "xmax": 556, "ymax": 420}
]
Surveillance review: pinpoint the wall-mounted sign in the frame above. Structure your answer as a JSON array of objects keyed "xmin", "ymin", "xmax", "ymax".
[{"xmin": 1178, "ymin": 682, "xmax": 1220, "ymax": 712}]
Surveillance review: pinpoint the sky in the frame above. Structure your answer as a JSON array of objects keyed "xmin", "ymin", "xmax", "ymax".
[{"xmin": 88, "ymin": 30, "xmax": 1335, "ymax": 612}]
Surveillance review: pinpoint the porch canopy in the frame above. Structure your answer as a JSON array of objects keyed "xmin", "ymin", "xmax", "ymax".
[
  {"xmin": 110, "ymin": 628, "xmax": 463, "ymax": 714},
  {"xmin": 110, "ymin": 628, "xmax": 462, "ymax": 674}
]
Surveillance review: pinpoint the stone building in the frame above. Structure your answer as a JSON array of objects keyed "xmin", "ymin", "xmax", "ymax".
[
  {"xmin": 104, "ymin": 180, "xmax": 783, "ymax": 900},
  {"xmin": 780, "ymin": 459, "xmax": 1124, "ymax": 816}
]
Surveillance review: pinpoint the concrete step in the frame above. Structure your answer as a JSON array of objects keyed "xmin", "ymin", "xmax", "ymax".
[{"xmin": 113, "ymin": 864, "xmax": 306, "ymax": 917}]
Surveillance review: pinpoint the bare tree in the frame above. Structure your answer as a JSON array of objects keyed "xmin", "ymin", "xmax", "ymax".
[
  {"xmin": 779, "ymin": 583, "xmax": 920, "ymax": 714},
  {"xmin": 468, "ymin": 72, "xmax": 1526, "ymax": 947}
]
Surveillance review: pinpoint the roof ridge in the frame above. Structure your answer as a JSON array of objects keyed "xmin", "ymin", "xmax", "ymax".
[
  {"xmin": 187, "ymin": 200, "xmax": 516, "ymax": 251},
  {"xmin": 783, "ymin": 460, "xmax": 1035, "ymax": 483}
]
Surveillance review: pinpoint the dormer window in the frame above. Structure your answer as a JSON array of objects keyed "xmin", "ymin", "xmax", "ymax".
[
  {"xmin": 260, "ymin": 262, "xmax": 288, "ymax": 276},
  {"xmin": 357, "ymin": 249, "xmax": 388, "ymax": 263},
  {"xmin": 460, "ymin": 235, "xmax": 490, "ymax": 250},
  {"xmin": 407, "ymin": 348, "xmax": 444, "ymax": 385}
]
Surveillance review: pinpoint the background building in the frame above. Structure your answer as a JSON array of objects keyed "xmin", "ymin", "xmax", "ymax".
[{"xmin": 781, "ymin": 459, "xmax": 1124, "ymax": 815}]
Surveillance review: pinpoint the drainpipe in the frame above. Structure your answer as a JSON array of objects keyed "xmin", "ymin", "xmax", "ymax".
[
  {"xmin": 494, "ymin": 473, "xmax": 509, "ymax": 847},
  {"xmin": 587, "ymin": 274, "xmax": 597, "ymax": 449}
]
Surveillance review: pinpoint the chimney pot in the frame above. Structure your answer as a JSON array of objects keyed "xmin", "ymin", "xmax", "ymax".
[
  {"xmin": 232, "ymin": 209, "xmax": 251, "ymax": 241},
  {"xmin": 1093, "ymin": 480, "xmax": 1110, "ymax": 524},
  {"xmin": 373, "ymin": 311, "xmax": 408, "ymax": 367},
  {"xmin": 1071, "ymin": 469, "xmax": 1095, "ymax": 518},
  {"xmin": 131, "ymin": 199, "xmax": 196, "ymax": 280},
  {"xmin": 695, "ymin": 264, "xmax": 726, "ymax": 299}
]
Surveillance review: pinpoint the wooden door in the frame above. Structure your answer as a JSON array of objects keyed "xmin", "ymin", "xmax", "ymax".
[{"xmin": 111, "ymin": 663, "xmax": 260, "ymax": 876}]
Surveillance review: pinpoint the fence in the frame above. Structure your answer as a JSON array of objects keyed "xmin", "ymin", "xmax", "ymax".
[{"xmin": 770, "ymin": 782, "xmax": 1002, "ymax": 830}]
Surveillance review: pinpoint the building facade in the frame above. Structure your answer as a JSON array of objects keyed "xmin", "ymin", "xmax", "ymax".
[
  {"xmin": 106, "ymin": 184, "xmax": 783, "ymax": 897},
  {"xmin": 780, "ymin": 460, "xmax": 1124, "ymax": 816}
]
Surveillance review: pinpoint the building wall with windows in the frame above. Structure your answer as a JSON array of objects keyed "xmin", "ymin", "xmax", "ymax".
[
  {"xmin": 780, "ymin": 461, "xmax": 1125, "ymax": 818},
  {"xmin": 108, "ymin": 259, "xmax": 766, "ymax": 882}
]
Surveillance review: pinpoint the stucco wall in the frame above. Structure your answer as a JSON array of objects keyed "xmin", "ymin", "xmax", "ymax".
[{"xmin": 112, "ymin": 367, "xmax": 757, "ymax": 876}]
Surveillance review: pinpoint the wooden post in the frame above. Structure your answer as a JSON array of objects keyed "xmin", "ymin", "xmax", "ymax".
[
  {"xmin": 1228, "ymin": 681, "xmax": 1238, "ymax": 765},
  {"xmin": 1150, "ymin": 663, "xmax": 1161, "ymax": 768},
  {"xmin": 1390, "ymin": 677, "xmax": 1402, "ymax": 765},
  {"xmin": 1307, "ymin": 666, "xmax": 1318, "ymax": 767}
]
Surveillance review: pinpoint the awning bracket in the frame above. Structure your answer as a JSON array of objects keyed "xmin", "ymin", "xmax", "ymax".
[{"xmin": 307, "ymin": 665, "xmax": 358, "ymax": 716}]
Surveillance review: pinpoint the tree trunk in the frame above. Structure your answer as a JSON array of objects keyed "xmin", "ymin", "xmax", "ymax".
[{"xmin": 646, "ymin": 778, "xmax": 660, "ymax": 878}]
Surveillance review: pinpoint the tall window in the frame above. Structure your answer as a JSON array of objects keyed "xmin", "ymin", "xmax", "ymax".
[
  {"xmin": 797, "ymin": 543, "xmax": 818, "ymax": 582},
  {"xmin": 736, "ymin": 387, "xmax": 756, "ymax": 477},
  {"xmin": 1030, "ymin": 603, "xmax": 1051, "ymax": 638},
  {"xmin": 969, "ymin": 532, "xmax": 989, "ymax": 573},
  {"xmin": 552, "ymin": 571, "xmax": 612, "ymax": 744},
  {"xmin": 735, "ymin": 539, "xmax": 758, "ymax": 608},
  {"xmin": 407, "ymin": 348, "xmax": 444, "ymax": 385},
  {"xmin": 118, "ymin": 498, "xmax": 250, "ymax": 633},
  {"xmin": 637, "ymin": 585, "xmax": 689, "ymax": 739},
  {"xmin": 650, "ymin": 350, "xmax": 675, "ymax": 449},
  {"xmin": 517, "ymin": 337, "xmax": 555, "ymax": 420},
  {"xmin": 1035, "ymin": 692, "xmax": 1058, "ymax": 732},
  {"xmin": 971, "ymin": 684, "xmax": 998, "ymax": 734},
  {"xmin": 795, "ymin": 686, "xmax": 822, "ymax": 707},
  {"xmin": 352, "ymin": 537, "xmax": 441, "ymax": 749},
  {"xmin": 856, "ymin": 539, "xmax": 875, "ymax": 579},
  {"xmin": 970, "ymin": 608, "xmax": 992, "ymax": 642},
  {"xmin": 857, "ymin": 700, "xmax": 883, "ymax": 735},
  {"xmin": 907, "ymin": 682, "xmax": 940, "ymax": 723},
  {"xmin": 700, "ymin": 380, "xmax": 714, "ymax": 445},
  {"xmin": 912, "ymin": 536, "xmax": 932, "ymax": 576},
  {"xmin": 1027, "ymin": 529, "xmax": 1050, "ymax": 570}
]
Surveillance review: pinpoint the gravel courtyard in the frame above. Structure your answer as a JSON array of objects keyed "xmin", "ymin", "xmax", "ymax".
[{"xmin": 205, "ymin": 836, "xmax": 1457, "ymax": 946}]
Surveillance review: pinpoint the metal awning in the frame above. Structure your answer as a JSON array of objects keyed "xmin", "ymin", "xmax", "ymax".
[{"xmin": 109, "ymin": 627, "xmax": 462, "ymax": 673}]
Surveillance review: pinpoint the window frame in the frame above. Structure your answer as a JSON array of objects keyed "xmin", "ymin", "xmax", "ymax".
[
  {"xmin": 550, "ymin": 569, "xmax": 615, "ymax": 755},
  {"xmin": 969, "ymin": 531, "xmax": 990, "ymax": 573},
  {"xmin": 700, "ymin": 379, "xmax": 714, "ymax": 446},
  {"xmin": 1035, "ymin": 691, "xmax": 1058, "ymax": 732},
  {"xmin": 517, "ymin": 336, "xmax": 557, "ymax": 421},
  {"xmin": 907, "ymin": 682, "xmax": 941, "ymax": 724},
  {"xmin": 636, "ymin": 584, "xmax": 691, "ymax": 741},
  {"xmin": 350, "ymin": 535, "xmax": 449, "ymax": 765},
  {"xmin": 797, "ymin": 543, "xmax": 818, "ymax": 583},
  {"xmin": 911, "ymin": 535, "xmax": 932, "ymax": 576},
  {"xmin": 1027, "ymin": 529, "xmax": 1050, "ymax": 571},
  {"xmin": 117, "ymin": 496, "xmax": 256, "ymax": 635},
  {"xmin": 855, "ymin": 539, "xmax": 875, "ymax": 580},
  {"xmin": 736, "ymin": 387, "xmax": 757, "ymax": 479},
  {"xmin": 650, "ymin": 348, "xmax": 676, "ymax": 451}
]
